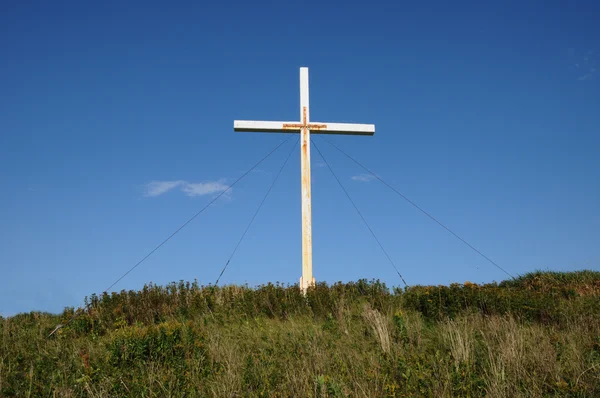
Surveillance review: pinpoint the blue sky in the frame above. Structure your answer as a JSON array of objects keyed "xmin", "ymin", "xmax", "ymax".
[{"xmin": 1, "ymin": 1, "xmax": 599, "ymax": 316}]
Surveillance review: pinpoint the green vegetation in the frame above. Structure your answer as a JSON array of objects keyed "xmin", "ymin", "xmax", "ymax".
[{"xmin": 1, "ymin": 270, "xmax": 599, "ymax": 397}]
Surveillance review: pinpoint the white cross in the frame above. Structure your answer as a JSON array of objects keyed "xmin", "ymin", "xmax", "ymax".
[{"xmin": 234, "ymin": 67, "xmax": 375, "ymax": 294}]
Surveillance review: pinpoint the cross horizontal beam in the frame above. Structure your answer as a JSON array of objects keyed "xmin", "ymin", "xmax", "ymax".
[{"xmin": 234, "ymin": 120, "xmax": 375, "ymax": 136}]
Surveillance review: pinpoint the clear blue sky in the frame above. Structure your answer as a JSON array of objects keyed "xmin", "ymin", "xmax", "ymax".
[{"xmin": 1, "ymin": 1, "xmax": 599, "ymax": 316}]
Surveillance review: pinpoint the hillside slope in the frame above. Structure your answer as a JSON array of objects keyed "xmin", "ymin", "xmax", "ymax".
[{"xmin": 1, "ymin": 271, "xmax": 599, "ymax": 397}]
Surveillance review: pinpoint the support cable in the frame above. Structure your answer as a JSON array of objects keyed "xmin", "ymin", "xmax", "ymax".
[
  {"xmin": 215, "ymin": 137, "xmax": 299, "ymax": 285},
  {"xmin": 318, "ymin": 136, "xmax": 515, "ymax": 280},
  {"xmin": 312, "ymin": 139, "xmax": 409, "ymax": 287},
  {"xmin": 49, "ymin": 136, "xmax": 294, "ymax": 337}
]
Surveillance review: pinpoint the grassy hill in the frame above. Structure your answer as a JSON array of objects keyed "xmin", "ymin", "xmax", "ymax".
[{"xmin": 1, "ymin": 270, "xmax": 599, "ymax": 397}]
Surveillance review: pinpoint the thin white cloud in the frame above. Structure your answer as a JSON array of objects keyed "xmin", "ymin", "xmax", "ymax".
[
  {"xmin": 578, "ymin": 67, "xmax": 597, "ymax": 81},
  {"xmin": 144, "ymin": 179, "xmax": 230, "ymax": 197},
  {"xmin": 180, "ymin": 180, "xmax": 229, "ymax": 197},
  {"xmin": 144, "ymin": 180, "xmax": 186, "ymax": 197},
  {"xmin": 351, "ymin": 173, "xmax": 375, "ymax": 183},
  {"xmin": 573, "ymin": 48, "xmax": 598, "ymax": 81}
]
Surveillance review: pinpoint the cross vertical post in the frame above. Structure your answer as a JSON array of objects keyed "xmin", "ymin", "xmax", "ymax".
[
  {"xmin": 233, "ymin": 67, "xmax": 375, "ymax": 295},
  {"xmin": 299, "ymin": 67, "xmax": 314, "ymax": 293}
]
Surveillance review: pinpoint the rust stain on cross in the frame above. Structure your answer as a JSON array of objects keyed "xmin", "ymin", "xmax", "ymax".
[{"xmin": 283, "ymin": 107, "xmax": 327, "ymax": 131}]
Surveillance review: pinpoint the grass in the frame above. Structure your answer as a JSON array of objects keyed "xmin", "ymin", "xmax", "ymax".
[{"xmin": 1, "ymin": 270, "xmax": 599, "ymax": 396}]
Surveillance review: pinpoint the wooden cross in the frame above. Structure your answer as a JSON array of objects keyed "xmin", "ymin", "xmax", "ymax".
[{"xmin": 234, "ymin": 67, "xmax": 375, "ymax": 294}]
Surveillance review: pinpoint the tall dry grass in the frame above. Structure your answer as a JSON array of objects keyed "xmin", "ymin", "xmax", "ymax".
[{"xmin": 362, "ymin": 304, "xmax": 391, "ymax": 355}]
